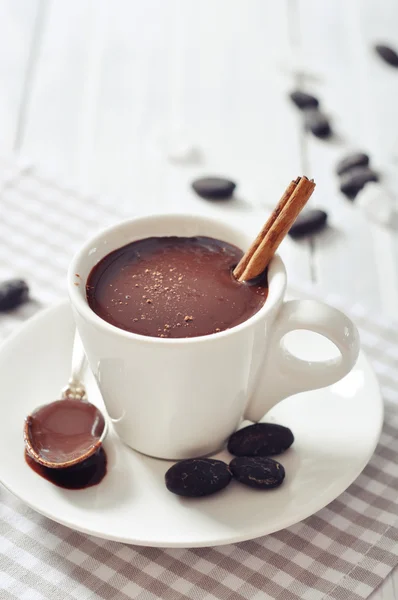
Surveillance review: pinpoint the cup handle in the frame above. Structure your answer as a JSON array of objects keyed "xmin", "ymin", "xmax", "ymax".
[{"xmin": 244, "ymin": 299, "xmax": 361, "ymax": 422}]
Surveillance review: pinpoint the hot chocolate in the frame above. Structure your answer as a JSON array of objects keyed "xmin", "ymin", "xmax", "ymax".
[{"xmin": 86, "ymin": 236, "xmax": 268, "ymax": 338}]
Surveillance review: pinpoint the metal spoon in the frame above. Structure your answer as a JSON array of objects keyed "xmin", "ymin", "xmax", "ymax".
[{"xmin": 24, "ymin": 331, "xmax": 108, "ymax": 469}]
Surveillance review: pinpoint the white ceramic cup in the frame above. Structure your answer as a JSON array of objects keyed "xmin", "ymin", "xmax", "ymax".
[{"xmin": 68, "ymin": 213, "xmax": 360, "ymax": 460}]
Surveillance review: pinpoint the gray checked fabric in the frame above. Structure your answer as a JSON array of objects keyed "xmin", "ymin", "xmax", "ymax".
[{"xmin": 1, "ymin": 156, "xmax": 398, "ymax": 600}]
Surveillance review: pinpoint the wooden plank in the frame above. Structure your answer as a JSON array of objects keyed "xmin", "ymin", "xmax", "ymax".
[
  {"xmin": 296, "ymin": 0, "xmax": 392, "ymax": 314},
  {"xmin": 87, "ymin": 0, "xmax": 312, "ymax": 284},
  {"xmin": 20, "ymin": 0, "xmax": 103, "ymax": 180},
  {"xmin": 346, "ymin": 0, "xmax": 398, "ymax": 320},
  {"xmin": 79, "ymin": 0, "xmax": 172, "ymax": 207},
  {"xmin": 0, "ymin": 0, "xmax": 40, "ymax": 152}
]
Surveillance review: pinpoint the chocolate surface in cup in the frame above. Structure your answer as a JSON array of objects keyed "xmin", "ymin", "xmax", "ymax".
[{"xmin": 86, "ymin": 236, "xmax": 268, "ymax": 338}]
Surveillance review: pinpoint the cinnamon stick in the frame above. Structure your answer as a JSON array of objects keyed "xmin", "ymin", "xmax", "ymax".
[
  {"xmin": 233, "ymin": 177, "xmax": 300, "ymax": 279},
  {"xmin": 233, "ymin": 176, "xmax": 316, "ymax": 282}
]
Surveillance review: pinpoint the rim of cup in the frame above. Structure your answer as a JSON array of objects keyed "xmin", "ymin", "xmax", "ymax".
[{"xmin": 68, "ymin": 213, "xmax": 287, "ymax": 345}]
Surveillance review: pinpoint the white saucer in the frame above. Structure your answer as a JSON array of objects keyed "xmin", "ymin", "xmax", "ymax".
[{"xmin": 0, "ymin": 301, "xmax": 383, "ymax": 548}]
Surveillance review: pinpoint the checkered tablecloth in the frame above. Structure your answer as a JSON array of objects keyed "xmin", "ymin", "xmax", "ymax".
[{"xmin": 1, "ymin": 157, "xmax": 398, "ymax": 600}]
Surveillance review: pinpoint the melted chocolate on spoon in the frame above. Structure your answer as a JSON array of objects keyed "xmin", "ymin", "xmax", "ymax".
[{"xmin": 26, "ymin": 400, "xmax": 105, "ymax": 465}]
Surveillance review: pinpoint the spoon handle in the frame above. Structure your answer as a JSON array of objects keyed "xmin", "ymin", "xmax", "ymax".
[
  {"xmin": 61, "ymin": 331, "xmax": 88, "ymax": 401},
  {"xmin": 70, "ymin": 331, "xmax": 86, "ymax": 383}
]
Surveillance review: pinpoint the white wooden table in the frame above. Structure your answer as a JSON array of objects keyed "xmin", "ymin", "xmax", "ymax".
[{"xmin": 0, "ymin": 1, "xmax": 397, "ymax": 598}]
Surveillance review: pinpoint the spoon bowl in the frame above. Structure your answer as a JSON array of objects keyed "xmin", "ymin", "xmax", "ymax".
[
  {"xmin": 23, "ymin": 331, "xmax": 108, "ymax": 469},
  {"xmin": 24, "ymin": 399, "xmax": 108, "ymax": 469}
]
